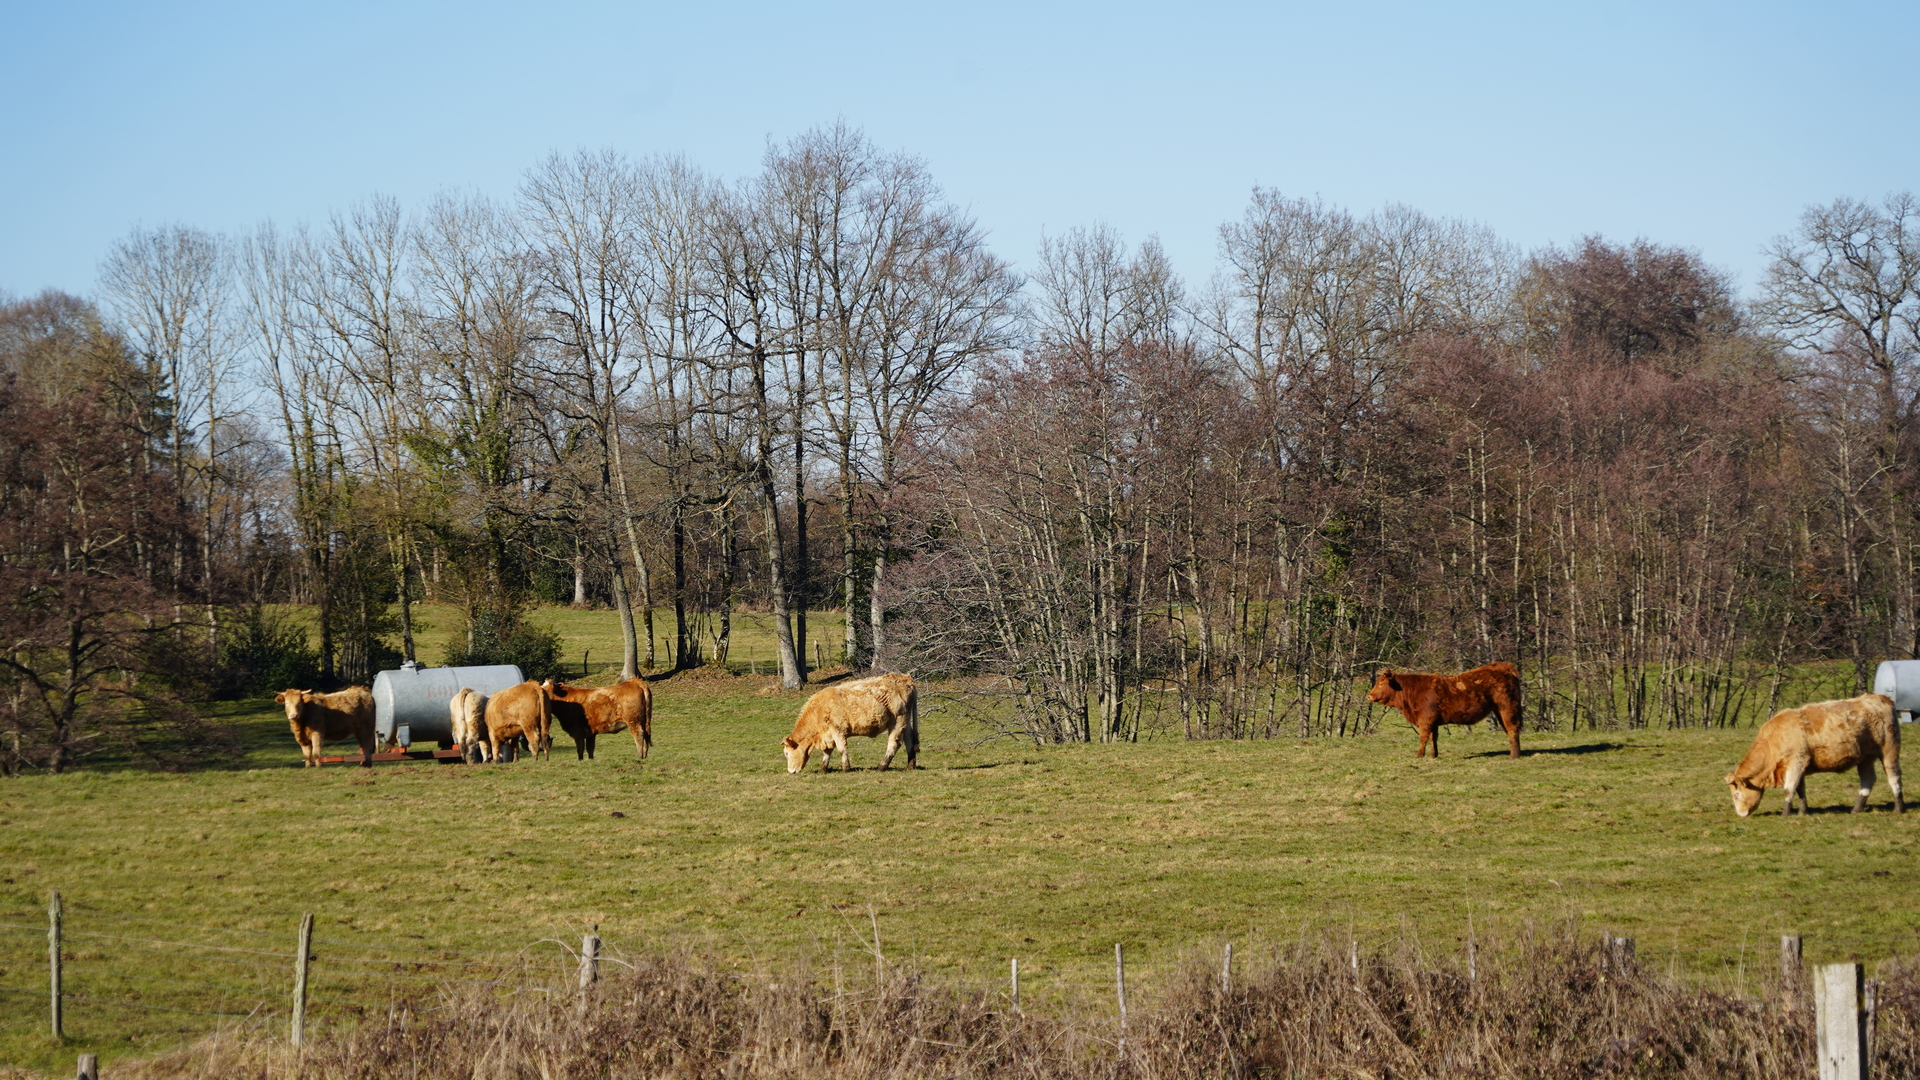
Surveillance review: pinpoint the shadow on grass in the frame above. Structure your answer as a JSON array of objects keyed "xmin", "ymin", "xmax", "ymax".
[{"xmin": 1466, "ymin": 742, "xmax": 1628, "ymax": 758}]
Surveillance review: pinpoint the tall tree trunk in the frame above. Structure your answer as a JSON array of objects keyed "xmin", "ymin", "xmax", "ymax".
[{"xmin": 609, "ymin": 535, "xmax": 639, "ymax": 680}]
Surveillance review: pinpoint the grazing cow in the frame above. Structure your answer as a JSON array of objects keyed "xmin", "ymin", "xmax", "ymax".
[
  {"xmin": 479, "ymin": 681, "xmax": 551, "ymax": 763},
  {"xmin": 782, "ymin": 672, "xmax": 918, "ymax": 774},
  {"xmin": 449, "ymin": 687, "xmax": 490, "ymax": 763},
  {"xmin": 1726, "ymin": 693, "xmax": 1904, "ymax": 817},
  {"xmin": 275, "ymin": 686, "xmax": 376, "ymax": 768},
  {"xmin": 1366, "ymin": 662, "xmax": 1523, "ymax": 759},
  {"xmin": 540, "ymin": 677, "xmax": 652, "ymax": 761}
]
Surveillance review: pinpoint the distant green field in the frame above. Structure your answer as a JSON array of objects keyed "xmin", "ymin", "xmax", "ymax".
[
  {"xmin": 272, "ymin": 602, "xmax": 849, "ymax": 680},
  {"xmin": 0, "ymin": 617, "xmax": 1916, "ymax": 1074}
]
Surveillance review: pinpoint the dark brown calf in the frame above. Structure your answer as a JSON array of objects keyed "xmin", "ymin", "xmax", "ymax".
[{"xmin": 1366, "ymin": 662, "xmax": 1523, "ymax": 758}]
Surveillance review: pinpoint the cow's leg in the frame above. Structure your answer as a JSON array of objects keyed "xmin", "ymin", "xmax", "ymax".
[
  {"xmin": 880, "ymin": 728, "xmax": 902, "ymax": 770},
  {"xmin": 358, "ymin": 730, "xmax": 374, "ymax": 768},
  {"xmin": 586, "ymin": 733, "xmax": 597, "ymax": 760},
  {"xmin": 630, "ymin": 721, "xmax": 648, "ymax": 760},
  {"xmin": 1855, "ymin": 761, "xmax": 1875, "ymax": 813},
  {"xmin": 1889, "ymin": 751, "xmax": 1905, "ymax": 814},
  {"xmin": 1781, "ymin": 761, "xmax": 1809, "ymax": 815},
  {"xmin": 1503, "ymin": 707, "xmax": 1522, "ymax": 759}
]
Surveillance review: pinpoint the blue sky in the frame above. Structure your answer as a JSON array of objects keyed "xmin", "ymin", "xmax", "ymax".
[{"xmin": 3, "ymin": 0, "xmax": 1914, "ymax": 301}]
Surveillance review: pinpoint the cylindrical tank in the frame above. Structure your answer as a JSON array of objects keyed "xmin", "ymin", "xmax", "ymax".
[
  {"xmin": 372, "ymin": 662, "xmax": 526, "ymax": 747},
  {"xmin": 1871, "ymin": 660, "xmax": 1920, "ymax": 719}
]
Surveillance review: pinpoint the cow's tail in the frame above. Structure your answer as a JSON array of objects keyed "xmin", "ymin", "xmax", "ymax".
[{"xmin": 903, "ymin": 684, "xmax": 920, "ymax": 768}]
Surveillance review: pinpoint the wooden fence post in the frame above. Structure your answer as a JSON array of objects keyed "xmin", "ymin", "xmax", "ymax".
[
  {"xmin": 1010, "ymin": 958, "xmax": 1020, "ymax": 1015},
  {"xmin": 48, "ymin": 891, "xmax": 62, "ymax": 1040},
  {"xmin": 291, "ymin": 912, "xmax": 314, "ymax": 1047},
  {"xmin": 1781, "ymin": 935, "xmax": 1803, "ymax": 1012},
  {"xmin": 1603, "ymin": 934, "xmax": 1636, "ymax": 975},
  {"xmin": 75, "ymin": 1054, "xmax": 97, "ymax": 1080},
  {"xmin": 1221, "ymin": 942, "xmax": 1233, "ymax": 995},
  {"xmin": 579, "ymin": 928, "xmax": 600, "ymax": 989},
  {"xmin": 577, "ymin": 927, "xmax": 600, "ymax": 1020},
  {"xmin": 1814, "ymin": 962, "xmax": 1866, "ymax": 1080}
]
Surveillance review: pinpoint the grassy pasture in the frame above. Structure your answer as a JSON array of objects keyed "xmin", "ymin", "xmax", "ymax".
[
  {"xmin": 1, "ymin": 610, "xmax": 1918, "ymax": 1072},
  {"xmin": 271, "ymin": 602, "xmax": 850, "ymax": 678}
]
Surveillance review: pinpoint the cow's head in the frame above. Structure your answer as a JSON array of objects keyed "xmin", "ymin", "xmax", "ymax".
[
  {"xmin": 273, "ymin": 689, "xmax": 312, "ymax": 721},
  {"xmin": 1725, "ymin": 773, "xmax": 1764, "ymax": 818},
  {"xmin": 1366, "ymin": 671, "xmax": 1401, "ymax": 705},
  {"xmin": 782, "ymin": 736, "xmax": 810, "ymax": 774}
]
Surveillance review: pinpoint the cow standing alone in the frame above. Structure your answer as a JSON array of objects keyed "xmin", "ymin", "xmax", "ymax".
[
  {"xmin": 1726, "ymin": 693, "xmax": 1904, "ymax": 817},
  {"xmin": 276, "ymin": 686, "xmax": 376, "ymax": 767},
  {"xmin": 782, "ymin": 672, "xmax": 918, "ymax": 773},
  {"xmin": 1366, "ymin": 662, "xmax": 1523, "ymax": 759}
]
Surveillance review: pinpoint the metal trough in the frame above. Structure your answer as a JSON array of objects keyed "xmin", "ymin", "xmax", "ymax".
[
  {"xmin": 371, "ymin": 661, "xmax": 526, "ymax": 748},
  {"xmin": 1871, "ymin": 660, "xmax": 1920, "ymax": 722}
]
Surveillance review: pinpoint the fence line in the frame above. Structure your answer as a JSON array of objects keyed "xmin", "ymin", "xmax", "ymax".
[{"xmin": 12, "ymin": 898, "xmax": 1910, "ymax": 1074}]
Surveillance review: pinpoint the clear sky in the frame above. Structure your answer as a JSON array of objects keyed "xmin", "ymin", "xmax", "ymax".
[{"xmin": 3, "ymin": 0, "xmax": 1914, "ymax": 302}]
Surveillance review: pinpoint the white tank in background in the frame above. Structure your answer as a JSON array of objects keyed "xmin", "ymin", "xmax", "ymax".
[
  {"xmin": 1871, "ymin": 660, "xmax": 1920, "ymax": 722},
  {"xmin": 371, "ymin": 662, "xmax": 525, "ymax": 748}
]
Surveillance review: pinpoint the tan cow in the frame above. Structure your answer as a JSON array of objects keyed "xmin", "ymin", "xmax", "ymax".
[
  {"xmin": 480, "ymin": 681, "xmax": 551, "ymax": 763},
  {"xmin": 449, "ymin": 687, "xmax": 490, "ymax": 763},
  {"xmin": 540, "ymin": 677, "xmax": 652, "ymax": 761},
  {"xmin": 275, "ymin": 686, "xmax": 375, "ymax": 768},
  {"xmin": 782, "ymin": 672, "xmax": 918, "ymax": 774},
  {"xmin": 1726, "ymin": 693, "xmax": 1905, "ymax": 817}
]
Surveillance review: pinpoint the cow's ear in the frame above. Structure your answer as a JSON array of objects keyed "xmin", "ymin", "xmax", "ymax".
[
  {"xmin": 1386, "ymin": 675, "xmax": 1401, "ymax": 692},
  {"xmin": 273, "ymin": 691, "xmax": 287, "ymax": 703},
  {"xmin": 783, "ymin": 736, "xmax": 798, "ymax": 749}
]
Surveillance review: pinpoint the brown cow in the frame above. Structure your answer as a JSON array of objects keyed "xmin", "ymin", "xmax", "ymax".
[
  {"xmin": 540, "ymin": 677, "xmax": 652, "ymax": 761},
  {"xmin": 449, "ymin": 687, "xmax": 490, "ymax": 763},
  {"xmin": 275, "ymin": 686, "xmax": 376, "ymax": 768},
  {"xmin": 1366, "ymin": 662, "xmax": 1523, "ymax": 759},
  {"xmin": 1726, "ymin": 693, "xmax": 1904, "ymax": 817},
  {"xmin": 480, "ymin": 681, "xmax": 551, "ymax": 763},
  {"xmin": 782, "ymin": 672, "xmax": 918, "ymax": 773}
]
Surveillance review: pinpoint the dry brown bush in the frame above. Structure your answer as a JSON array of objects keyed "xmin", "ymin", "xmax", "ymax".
[{"xmin": 118, "ymin": 927, "xmax": 1920, "ymax": 1079}]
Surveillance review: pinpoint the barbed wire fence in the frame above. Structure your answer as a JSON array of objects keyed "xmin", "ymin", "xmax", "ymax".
[{"xmin": 0, "ymin": 894, "xmax": 1901, "ymax": 1077}]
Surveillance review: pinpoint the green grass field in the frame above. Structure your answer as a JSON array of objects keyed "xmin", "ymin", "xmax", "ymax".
[
  {"xmin": 275, "ymin": 602, "xmax": 850, "ymax": 678},
  {"xmin": 1, "ymin": 607, "xmax": 1918, "ymax": 1074}
]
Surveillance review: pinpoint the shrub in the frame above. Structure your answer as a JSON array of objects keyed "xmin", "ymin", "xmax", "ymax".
[
  {"xmin": 442, "ymin": 605, "xmax": 563, "ymax": 681},
  {"xmin": 213, "ymin": 605, "xmax": 320, "ymax": 699}
]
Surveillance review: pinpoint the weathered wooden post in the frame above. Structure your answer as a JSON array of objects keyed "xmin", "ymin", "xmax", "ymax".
[
  {"xmin": 1114, "ymin": 943, "xmax": 1128, "ymax": 1039},
  {"xmin": 1814, "ymin": 962, "xmax": 1866, "ymax": 1080},
  {"xmin": 1603, "ymin": 934, "xmax": 1636, "ymax": 975},
  {"xmin": 579, "ymin": 928, "xmax": 600, "ymax": 989},
  {"xmin": 75, "ymin": 1054, "xmax": 97, "ymax": 1080},
  {"xmin": 1781, "ymin": 935, "xmax": 1803, "ymax": 1012},
  {"xmin": 291, "ymin": 912, "xmax": 314, "ymax": 1047},
  {"xmin": 1010, "ymin": 957, "xmax": 1020, "ymax": 1015},
  {"xmin": 1221, "ymin": 942, "xmax": 1233, "ymax": 995},
  {"xmin": 578, "ymin": 927, "xmax": 600, "ymax": 1020},
  {"xmin": 48, "ymin": 891, "xmax": 62, "ymax": 1040}
]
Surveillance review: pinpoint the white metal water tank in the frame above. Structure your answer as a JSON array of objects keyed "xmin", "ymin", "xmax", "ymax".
[
  {"xmin": 371, "ymin": 662, "xmax": 525, "ymax": 747},
  {"xmin": 1871, "ymin": 660, "xmax": 1920, "ymax": 720}
]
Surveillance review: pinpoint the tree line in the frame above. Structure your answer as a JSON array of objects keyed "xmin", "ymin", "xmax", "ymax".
[{"xmin": 2, "ymin": 121, "xmax": 1916, "ymax": 769}]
